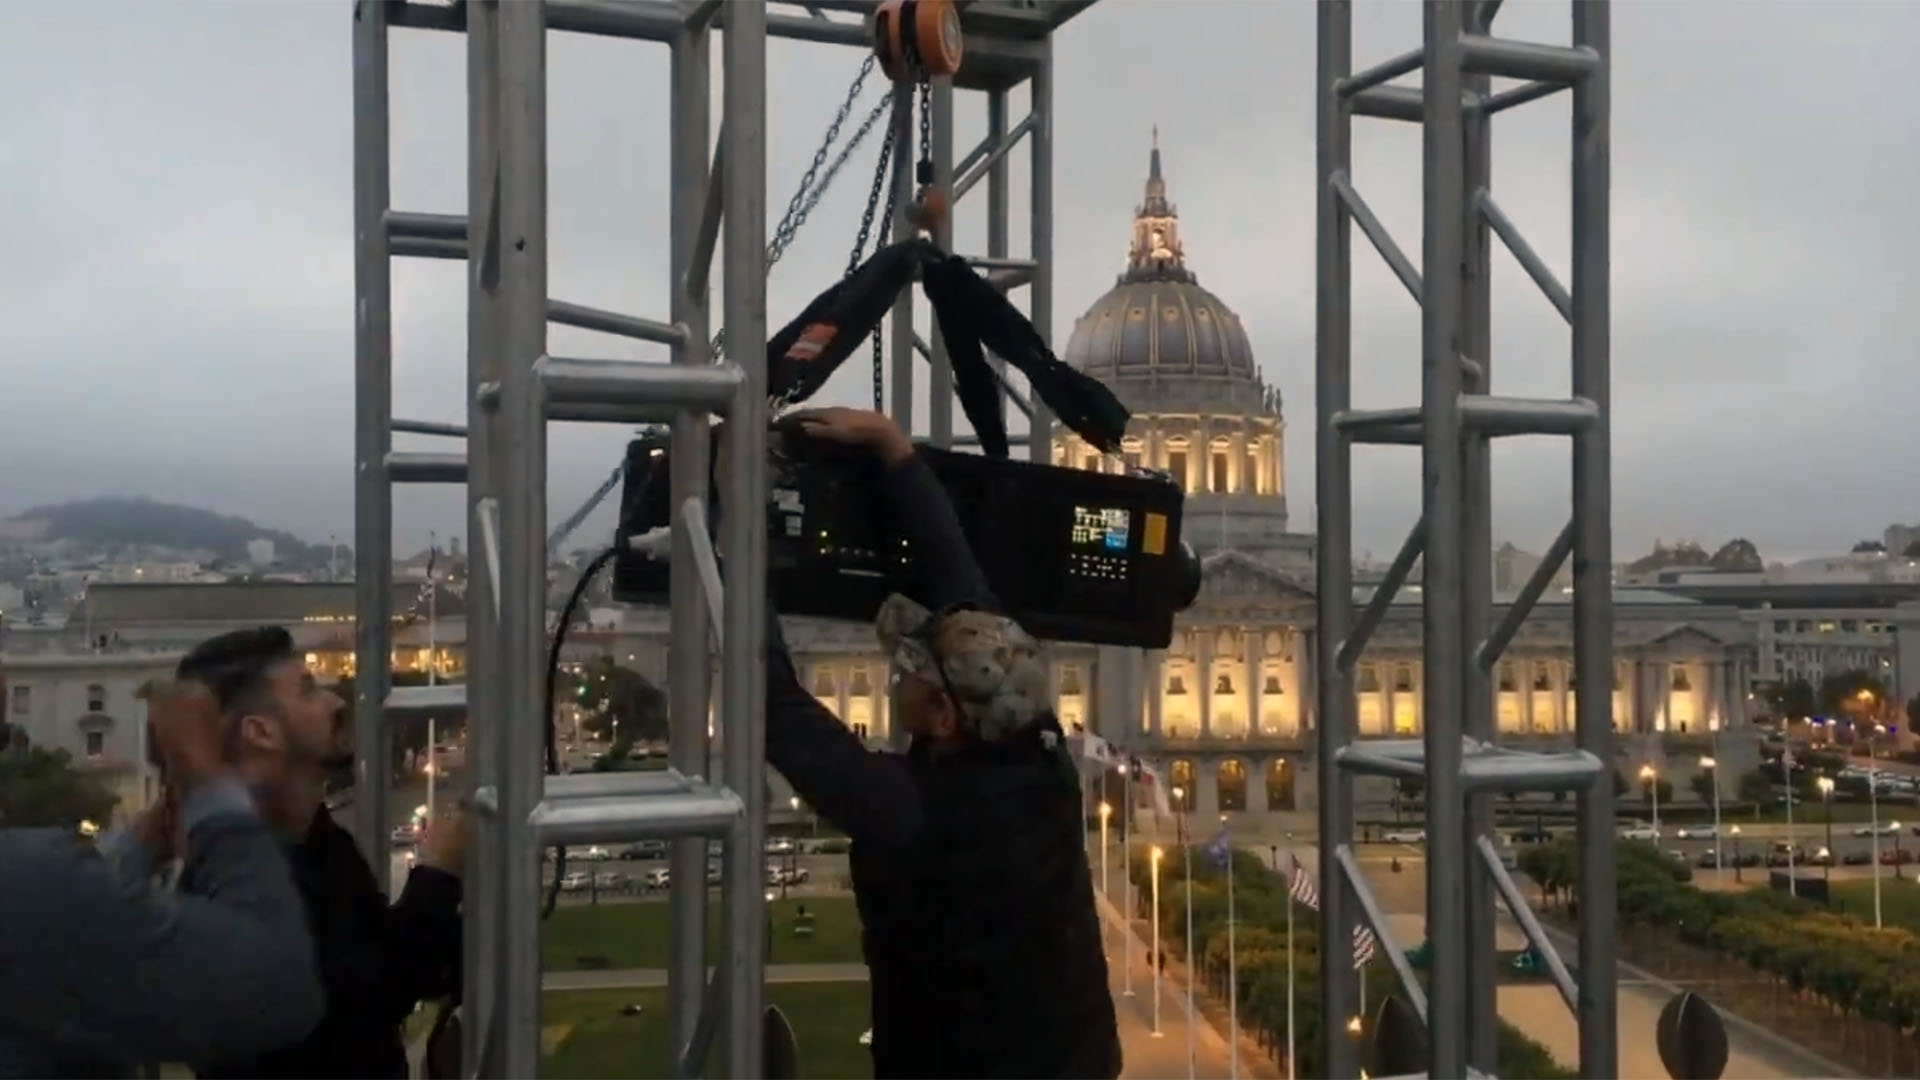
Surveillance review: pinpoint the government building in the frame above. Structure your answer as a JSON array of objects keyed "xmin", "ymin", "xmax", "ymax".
[
  {"xmin": 14, "ymin": 140, "xmax": 1920, "ymax": 833},
  {"xmin": 677, "ymin": 138, "xmax": 1777, "ymax": 831}
]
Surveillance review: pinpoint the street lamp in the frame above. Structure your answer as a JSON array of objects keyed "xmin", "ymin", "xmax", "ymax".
[
  {"xmin": 1867, "ymin": 724, "xmax": 1886, "ymax": 926},
  {"xmin": 1098, "ymin": 802, "xmax": 1113, "ymax": 955},
  {"xmin": 1639, "ymin": 763, "xmax": 1660, "ymax": 837},
  {"xmin": 1700, "ymin": 754, "xmax": 1722, "ymax": 879},
  {"xmin": 1816, "ymin": 776, "xmax": 1836, "ymax": 880},
  {"xmin": 1730, "ymin": 824, "xmax": 1743, "ymax": 884},
  {"xmin": 1150, "ymin": 845, "xmax": 1165, "ymax": 1038}
]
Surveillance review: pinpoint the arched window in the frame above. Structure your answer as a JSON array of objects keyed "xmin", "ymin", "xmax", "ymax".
[
  {"xmin": 1266, "ymin": 758, "xmax": 1296, "ymax": 811},
  {"xmin": 1217, "ymin": 759, "xmax": 1247, "ymax": 812},
  {"xmin": 1169, "ymin": 759, "xmax": 1195, "ymax": 812},
  {"xmin": 86, "ymin": 683, "xmax": 106, "ymax": 712}
]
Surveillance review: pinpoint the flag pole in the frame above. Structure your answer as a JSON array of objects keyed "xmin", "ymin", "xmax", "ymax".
[
  {"xmin": 1224, "ymin": 815, "xmax": 1239, "ymax": 1080},
  {"xmin": 1182, "ymin": 808, "xmax": 1196, "ymax": 1080},
  {"xmin": 1285, "ymin": 866, "xmax": 1296, "ymax": 1080},
  {"xmin": 425, "ymin": 533, "xmax": 437, "ymax": 820},
  {"xmin": 1122, "ymin": 757, "xmax": 1136, "ymax": 997}
]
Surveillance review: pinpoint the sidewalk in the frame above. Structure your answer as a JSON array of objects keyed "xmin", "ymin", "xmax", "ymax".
[{"xmin": 1096, "ymin": 886, "xmax": 1278, "ymax": 1080}]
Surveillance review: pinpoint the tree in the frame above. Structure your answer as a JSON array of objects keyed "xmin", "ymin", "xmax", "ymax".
[
  {"xmin": 0, "ymin": 727, "xmax": 119, "ymax": 829},
  {"xmin": 1689, "ymin": 770, "xmax": 1717, "ymax": 804},
  {"xmin": 332, "ymin": 670, "xmax": 450, "ymax": 784},
  {"xmin": 1815, "ymin": 669, "xmax": 1886, "ymax": 719},
  {"xmin": 1736, "ymin": 769, "xmax": 1775, "ymax": 808},
  {"xmin": 1764, "ymin": 678, "xmax": 1817, "ymax": 722},
  {"xmin": 570, "ymin": 657, "xmax": 668, "ymax": 748},
  {"xmin": 1904, "ymin": 539, "xmax": 1920, "ymax": 559}
]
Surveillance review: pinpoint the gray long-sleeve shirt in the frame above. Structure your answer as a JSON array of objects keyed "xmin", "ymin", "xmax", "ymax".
[{"xmin": 0, "ymin": 779, "xmax": 325, "ymax": 1078}]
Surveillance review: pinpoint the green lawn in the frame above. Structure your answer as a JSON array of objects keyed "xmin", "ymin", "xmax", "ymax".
[
  {"xmin": 1828, "ymin": 877, "xmax": 1920, "ymax": 934},
  {"xmin": 544, "ymin": 896, "xmax": 864, "ymax": 971},
  {"xmin": 543, "ymin": 983, "xmax": 873, "ymax": 1079}
]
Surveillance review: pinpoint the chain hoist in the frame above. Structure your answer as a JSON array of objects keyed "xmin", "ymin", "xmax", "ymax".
[{"xmin": 862, "ymin": 0, "xmax": 964, "ymax": 411}]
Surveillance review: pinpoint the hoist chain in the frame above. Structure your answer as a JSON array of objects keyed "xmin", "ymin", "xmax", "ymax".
[
  {"xmin": 917, "ymin": 80, "xmax": 933, "ymax": 188},
  {"xmin": 712, "ymin": 56, "xmax": 887, "ymax": 363},
  {"xmin": 868, "ymin": 140, "xmax": 904, "ymax": 413},
  {"xmin": 768, "ymin": 56, "xmax": 888, "ymax": 268}
]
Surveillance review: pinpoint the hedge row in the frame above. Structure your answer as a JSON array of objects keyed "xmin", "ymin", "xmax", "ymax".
[
  {"xmin": 1520, "ymin": 838, "xmax": 1920, "ymax": 1074},
  {"xmin": 1125, "ymin": 849, "xmax": 1573, "ymax": 1079}
]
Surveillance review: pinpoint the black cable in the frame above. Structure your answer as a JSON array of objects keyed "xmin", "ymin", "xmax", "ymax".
[
  {"xmin": 541, "ymin": 542, "xmax": 623, "ymax": 920},
  {"xmin": 540, "ymin": 459, "xmax": 661, "ymax": 919}
]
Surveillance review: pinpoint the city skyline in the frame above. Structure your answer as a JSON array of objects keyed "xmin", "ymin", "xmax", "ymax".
[{"xmin": 2, "ymin": 1, "xmax": 1914, "ymax": 560}]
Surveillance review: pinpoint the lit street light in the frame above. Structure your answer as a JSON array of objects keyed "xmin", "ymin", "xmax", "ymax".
[
  {"xmin": 1098, "ymin": 802, "xmax": 1113, "ymax": 958},
  {"xmin": 1816, "ymin": 776, "xmax": 1836, "ymax": 880},
  {"xmin": 1639, "ymin": 763, "xmax": 1660, "ymax": 837},
  {"xmin": 1150, "ymin": 845, "xmax": 1164, "ymax": 1038},
  {"xmin": 1867, "ymin": 723, "xmax": 1886, "ymax": 927},
  {"xmin": 1700, "ymin": 753, "xmax": 1722, "ymax": 880}
]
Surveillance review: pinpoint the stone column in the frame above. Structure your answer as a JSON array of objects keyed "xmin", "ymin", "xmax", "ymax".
[
  {"xmin": 1654, "ymin": 660, "xmax": 1672, "ymax": 733},
  {"xmin": 1520, "ymin": 659, "xmax": 1536, "ymax": 735},
  {"xmin": 1198, "ymin": 630, "xmax": 1214, "ymax": 738},
  {"xmin": 1630, "ymin": 659, "xmax": 1648, "ymax": 734},
  {"xmin": 1246, "ymin": 630, "xmax": 1264, "ymax": 736}
]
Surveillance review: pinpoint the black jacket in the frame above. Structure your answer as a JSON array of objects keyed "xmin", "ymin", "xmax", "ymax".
[
  {"xmin": 194, "ymin": 808, "xmax": 463, "ymax": 1080},
  {"xmin": 765, "ymin": 451, "xmax": 1121, "ymax": 1079}
]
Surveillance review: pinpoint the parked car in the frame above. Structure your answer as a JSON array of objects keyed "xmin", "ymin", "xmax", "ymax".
[
  {"xmin": 1674, "ymin": 825, "xmax": 1716, "ymax": 840},
  {"xmin": 1618, "ymin": 825, "xmax": 1659, "ymax": 842},
  {"xmin": 1381, "ymin": 829, "xmax": 1425, "ymax": 845},
  {"xmin": 1852, "ymin": 821, "xmax": 1900, "ymax": 838},
  {"xmin": 1510, "ymin": 825, "xmax": 1553, "ymax": 845},
  {"xmin": 620, "ymin": 841, "xmax": 667, "ymax": 861},
  {"xmin": 644, "ymin": 868, "xmax": 671, "ymax": 890}
]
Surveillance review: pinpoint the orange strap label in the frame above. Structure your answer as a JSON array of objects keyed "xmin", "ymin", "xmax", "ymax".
[{"xmin": 784, "ymin": 323, "xmax": 837, "ymax": 362}]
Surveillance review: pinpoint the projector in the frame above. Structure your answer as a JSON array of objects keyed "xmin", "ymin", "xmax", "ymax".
[{"xmin": 612, "ymin": 429, "xmax": 1201, "ymax": 648}]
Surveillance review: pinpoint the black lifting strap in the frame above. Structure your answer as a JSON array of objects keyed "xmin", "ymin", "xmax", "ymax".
[{"xmin": 766, "ymin": 239, "xmax": 1131, "ymax": 460}]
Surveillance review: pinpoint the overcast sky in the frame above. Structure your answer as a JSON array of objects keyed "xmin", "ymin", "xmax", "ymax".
[{"xmin": 2, "ymin": 0, "xmax": 1913, "ymax": 562}]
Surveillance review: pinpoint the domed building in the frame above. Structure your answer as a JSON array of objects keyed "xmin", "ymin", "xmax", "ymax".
[
  {"xmin": 1056, "ymin": 132, "xmax": 1306, "ymax": 568},
  {"xmin": 583, "ymin": 134, "xmax": 1765, "ymax": 837}
]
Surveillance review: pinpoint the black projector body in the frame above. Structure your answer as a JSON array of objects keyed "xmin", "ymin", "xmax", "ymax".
[{"xmin": 611, "ymin": 431, "xmax": 1199, "ymax": 648}]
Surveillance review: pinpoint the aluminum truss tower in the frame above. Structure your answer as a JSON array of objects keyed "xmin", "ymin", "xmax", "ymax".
[
  {"xmin": 1313, "ymin": 2, "xmax": 1614, "ymax": 1078},
  {"xmin": 352, "ymin": 1, "xmax": 1085, "ymax": 1075}
]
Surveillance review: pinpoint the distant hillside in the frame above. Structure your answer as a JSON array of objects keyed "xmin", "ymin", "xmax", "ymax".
[{"xmin": 1, "ymin": 497, "xmax": 325, "ymax": 564}]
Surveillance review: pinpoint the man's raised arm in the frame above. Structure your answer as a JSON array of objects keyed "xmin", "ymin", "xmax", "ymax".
[{"xmin": 0, "ymin": 779, "xmax": 324, "ymax": 1070}]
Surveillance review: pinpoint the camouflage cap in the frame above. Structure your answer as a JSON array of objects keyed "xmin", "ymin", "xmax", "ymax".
[{"xmin": 874, "ymin": 593, "xmax": 1051, "ymax": 742}]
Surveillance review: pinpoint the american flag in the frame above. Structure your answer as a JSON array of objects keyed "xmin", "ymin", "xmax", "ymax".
[{"xmin": 1288, "ymin": 854, "xmax": 1378, "ymax": 969}]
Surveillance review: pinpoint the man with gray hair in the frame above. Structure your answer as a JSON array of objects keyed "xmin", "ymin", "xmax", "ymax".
[{"xmin": 764, "ymin": 407, "xmax": 1121, "ymax": 1079}]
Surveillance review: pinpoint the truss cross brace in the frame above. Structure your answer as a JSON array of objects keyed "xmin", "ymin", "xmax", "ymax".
[
  {"xmin": 1314, "ymin": 2, "xmax": 1615, "ymax": 1077},
  {"xmin": 352, "ymin": 2, "xmax": 1085, "ymax": 1077}
]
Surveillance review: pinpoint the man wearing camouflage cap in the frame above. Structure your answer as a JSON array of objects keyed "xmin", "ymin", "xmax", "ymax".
[{"xmin": 763, "ymin": 407, "xmax": 1121, "ymax": 1079}]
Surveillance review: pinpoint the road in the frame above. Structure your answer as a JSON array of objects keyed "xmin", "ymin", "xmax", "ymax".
[{"xmin": 1342, "ymin": 849, "xmax": 1849, "ymax": 1078}]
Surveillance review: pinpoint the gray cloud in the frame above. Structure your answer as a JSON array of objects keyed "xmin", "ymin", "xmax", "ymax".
[{"xmin": 2, "ymin": 0, "xmax": 1913, "ymax": 563}]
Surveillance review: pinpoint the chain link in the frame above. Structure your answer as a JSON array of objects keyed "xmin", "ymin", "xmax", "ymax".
[
  {"xmin": 917, "ymin": 80, "xmax": 932, "ymax": 179},
  {"xmin": 869, "ymin": 97, "xmax": 909, "ymax": 412},
  {"xmin": 712, "ymin": 57, "xmax": 885, "ymax": 362}
]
